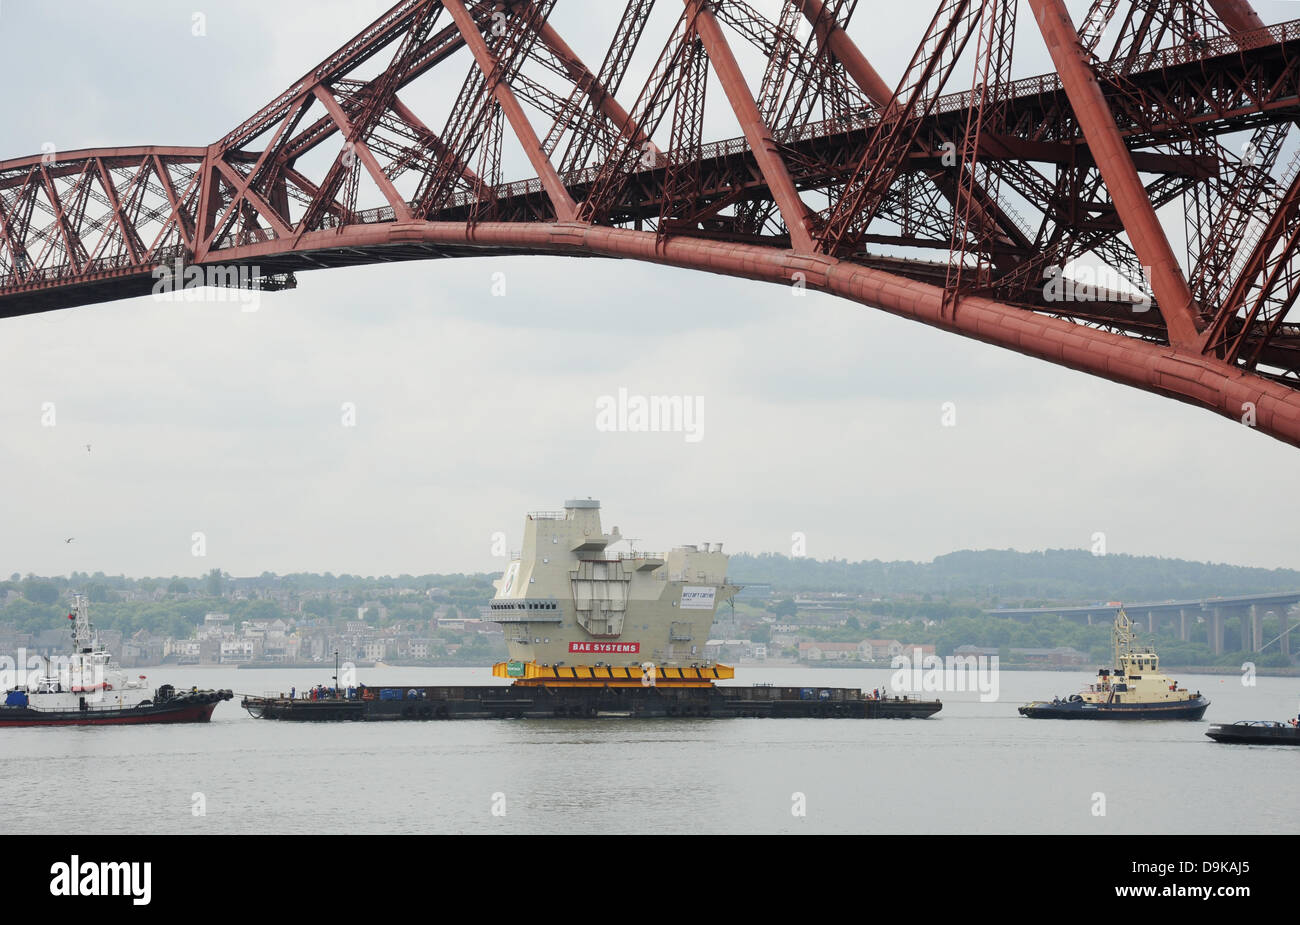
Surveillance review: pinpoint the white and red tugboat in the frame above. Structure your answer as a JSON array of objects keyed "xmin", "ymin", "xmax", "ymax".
[{"xmin": 0, "ymin": 595, "xmax": 232, "ymax": 727}]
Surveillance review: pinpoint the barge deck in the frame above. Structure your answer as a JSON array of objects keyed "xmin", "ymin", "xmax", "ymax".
[{"xmin": 241, "ymin": 680, "xmax": 941, "ymax": 721}]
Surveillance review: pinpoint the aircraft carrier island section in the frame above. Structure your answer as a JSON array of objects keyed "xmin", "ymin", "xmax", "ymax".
[{"xmin": 241, "ymin": 500, "xmax": 941, "ymax": 721}]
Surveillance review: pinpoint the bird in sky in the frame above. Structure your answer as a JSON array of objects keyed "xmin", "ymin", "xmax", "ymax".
[
  {"xmin": 84, "ymin": 444, "xmax": 91, "ymax": 453},
  {"xmin": 64, "ymin": 537, "xmax": 74, "ymax": 544}
]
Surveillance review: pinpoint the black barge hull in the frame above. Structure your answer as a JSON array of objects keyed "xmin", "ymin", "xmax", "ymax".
[
  {"xmin": 242, "ymin": 684, "xmax": 941, "ymax": 721},
  {"xmin": 1206, "ymin": 722, "xmax": 1300, "ymax": 745},
  {"xmin": 0, "ymin": 689, "xmax": 234, "ymax": 727}
]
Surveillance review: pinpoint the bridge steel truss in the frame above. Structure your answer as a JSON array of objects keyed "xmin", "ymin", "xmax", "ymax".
[{"xmin": 7, "ymin": 0, "xmax": 1300, "ymax": 445}]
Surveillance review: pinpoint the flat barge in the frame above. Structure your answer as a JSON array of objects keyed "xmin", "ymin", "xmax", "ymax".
[
  {"xmin": 241, "ymin": 670, "xmax": 941, "ymax": 721},
  {"xmin": 1206, "ymin": 720, "xmax": 1300, "ymax": 745}
]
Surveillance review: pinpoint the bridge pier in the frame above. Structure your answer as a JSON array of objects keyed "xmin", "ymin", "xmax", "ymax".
[
  {"xmin": 1282, "ymin": 609, "xmax": 1293, "ymax": 657},
  {"xmin": 1179, "ymin": 608, "xmax": 1189, "ymax": 641},
  {"xmin": 1239, "ymin": 606, "xmax": 1252, "ymax": 651},
  {"xmin": 1252, "ymin": 605, "xmax": 1263, "ymax": 652},
  {"xmin": 1211, "ymin": 608, "xmax": 1224, "ymax": 655},
  {"xmin": 1147, "ymin": 610, "xmax": 1156, "ymax": 635}
]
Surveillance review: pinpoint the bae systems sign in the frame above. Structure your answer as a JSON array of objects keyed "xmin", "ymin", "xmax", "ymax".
[{"xmin": 569, "ymin": 642, "xmax": 640, "ymax": 653}]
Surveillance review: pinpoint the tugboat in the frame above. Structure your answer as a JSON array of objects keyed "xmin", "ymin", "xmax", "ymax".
[
  {"xmin": 0, "ymin": 595, "xmax": 233, "ymax": 726},
  {"xmin": 242, "ymin": 499, "xmax": 942, "ymax": 721},
  {"xmin": 1019, "ymin": 607, "xmax": 1209, "ymax": 720}
]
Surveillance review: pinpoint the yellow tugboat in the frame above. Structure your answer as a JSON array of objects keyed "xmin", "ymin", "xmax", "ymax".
[{"xmin": 1019, "ymin": 608, "xmax": 1209, "ymax": 719}]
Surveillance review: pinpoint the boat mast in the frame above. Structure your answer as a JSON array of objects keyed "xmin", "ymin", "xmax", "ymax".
[
  {"xmin": 70, "ymin": 593, "xmax": 95, "ymax": 654},
  {"xmin": 1112, "ymin": 607, "xmax": 1134, "ymax": 670}
]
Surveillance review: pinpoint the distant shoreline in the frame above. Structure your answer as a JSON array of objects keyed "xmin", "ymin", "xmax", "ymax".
[
  {"xmin": 233, "ymin": 661, "xmax": 376, "ymax": 670},
  {"xmin": 128, "ymin": 660, "xmax": 1298, "ymax": 677},
  {"xmin": 741, "ymin": 661, "xmax": 1298, "ymax": 676}
]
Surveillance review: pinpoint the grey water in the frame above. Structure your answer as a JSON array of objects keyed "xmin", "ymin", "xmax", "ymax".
[{"xmin": 1, "ymin": 666, "xmax": 1295, "ymax": 834}]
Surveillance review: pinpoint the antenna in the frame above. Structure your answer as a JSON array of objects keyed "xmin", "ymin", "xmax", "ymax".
[
  {"xmin": 71, "ymin": 594, "xmax": 95, "ymax": 654},
  {"xmin": 1113, "ymin": 607, "xmax": 1134, "ymax": 669}
]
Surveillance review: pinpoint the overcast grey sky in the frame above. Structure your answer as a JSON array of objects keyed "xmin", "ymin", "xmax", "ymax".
[{"xmin": 3, "ymin": 0, "xmax": 1300, "ymax": 579}]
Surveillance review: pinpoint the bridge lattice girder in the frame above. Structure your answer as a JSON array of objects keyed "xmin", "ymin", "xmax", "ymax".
[{"xmin": 7, "ymin": 0, "xmax": 1300, "ymax": 444}]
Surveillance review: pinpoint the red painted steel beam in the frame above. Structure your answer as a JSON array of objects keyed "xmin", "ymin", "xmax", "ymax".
[
  {"xmin": 1029, "ymin": 0, "xmax": 1201, "ymax": 349},
  {"xmin": 200, "ymin": 219, "xmax": 1300, "ymax": 448},
  {"xmin": 150, "ymin": 155, "xmax": 197, "ymax": 252},
  {"xmin": 37, "ymin": 164, "xmax": 82, "ymax": 274},
  {"xmin": 687, "ymin": 0, "xmax": 815, "ymax": 253},
  {"xmin": 216, "ymin": 0, "xmax": 440, "ymax": 154},
  {"xmin": 210, "ymin": 159, "xmax": 294, "ymax": 241},
  {"xmin": 529, "ymin": 11, "xmax": 651, "ymax": 152},
  {"xmin": 311, "ymin": 85, "xmax": 414, "ymax": 221},
  {"xmin": 207, "ymin": 101, "xmax": 309, "ymax": 244},
  {"xmin": 1209, "ymin": 0, "xmax": 1266, "ymax": 33},
  {"xmin": 0, "ymin": 147, "xmax": 207, "ymax": 180},
  {"xmin": 442, "ymin": 0, "xmax": 576, "ymax": 222},
  {"xmin": 91, "ymin": 159, "xmax": 144, "ymax": 265},
  {"xmin": 388, "ymin": 95, "xmax": 486, "ymax": 188},
  {"xmin": 794, "ymin": 0, "xmax": 893, "ymax": 107}
]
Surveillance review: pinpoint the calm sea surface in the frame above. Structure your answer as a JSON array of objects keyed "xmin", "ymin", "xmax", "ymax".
[{"xmin": 2, "ymin": 665, "xmax": 1296, "ymax": 834}]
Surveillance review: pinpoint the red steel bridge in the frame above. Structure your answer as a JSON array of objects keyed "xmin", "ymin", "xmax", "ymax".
[{"xmin": 5, "ymin": 0, "xmax": 1300, "ymax": 445}]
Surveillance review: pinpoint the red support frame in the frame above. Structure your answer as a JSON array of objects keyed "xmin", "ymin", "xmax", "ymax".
[
  {"xmin": 688, "ymin": 0, "xmax": 815, "ymax": 253},
  {"xmin": 1029, "ymin": 0, "xmax": 1202, "ymax": 348},
  {"xmin": 5, "ymin": 1, "xmax": 1300, "ymax": 450},
  {"xmin": 442, "ymin": 0, "xmax": 576, "ymax": 222}
]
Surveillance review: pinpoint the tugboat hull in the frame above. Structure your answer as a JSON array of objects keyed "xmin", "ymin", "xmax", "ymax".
[
  {"xmin": 1018, "ymin": 696, "xmax": 1209, "ymax": 720},
  {"xmin": 1206, "ymin": 722, "xmax": 1300, "ymax": 745},
  {"xmin": 243, "ymin": 684, "xmax": 942, "ymax": 721},
  {"xmin": 0, "ymin": 691, "xmax": 232, "ymax": 727}
]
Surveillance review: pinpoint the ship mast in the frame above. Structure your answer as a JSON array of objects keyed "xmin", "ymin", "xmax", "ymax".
[
  {"xmin": 1112, "ymin": 607, "xmax": 1134, "ymax": 670},
  {"xmin": 70, "ymin": 593, "xmax": 95, "ymax": 654}
]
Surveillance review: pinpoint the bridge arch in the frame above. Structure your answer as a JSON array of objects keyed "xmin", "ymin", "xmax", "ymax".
[{"xmin": 5, "ymin": 0, "xmax": 1300, "ymax": 448}]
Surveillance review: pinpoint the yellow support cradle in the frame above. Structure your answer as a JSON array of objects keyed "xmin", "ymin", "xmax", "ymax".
[{"xmin": 492, "ymin": 661, "xmax": 734, "ymax": 688}]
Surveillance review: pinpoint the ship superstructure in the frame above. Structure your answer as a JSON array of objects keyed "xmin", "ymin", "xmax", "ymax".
[
  {"xmin": 1080, "ymin": 608, "xmax": 1202, "ymax": 708},
  {"xmin": 20, "ymin": 594, "xmax": 153, "ymax": 711},
  {"xmin": 487, "ymin": 500, "xmax": 737, "ymax": 668}
]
